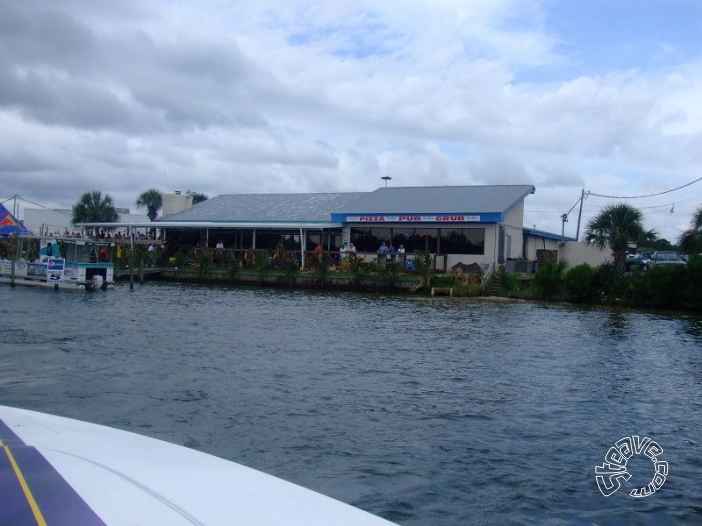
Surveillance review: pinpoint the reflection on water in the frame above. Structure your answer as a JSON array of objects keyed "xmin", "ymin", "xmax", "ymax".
[{"xmin": 1, "ymin": 283, "xmax": 701, "ymax": 525}]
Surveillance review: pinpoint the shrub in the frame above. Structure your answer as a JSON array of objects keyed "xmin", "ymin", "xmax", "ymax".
[
  {"xmin": 197, "ymin": 251, "xmax": 212, "ymax": 276},
  {"xmin": 592, "ymin": 262, "xmax": 625, "ymax": 302},
  {"xmin": 317, "ymin": 252, "xmax": 331, "ymax": 275},
  {"xmin": 684, "ymin": 255, "xmax": 702, "ymax": 310},
  {"xmin": 414, "ymin": 250, "xmax": 433, "ymax": 291},
  {"xmin": 227, "ymin": 258, "xmax": 239, "ymax": 283},
  {"xmin": 173, "ymin": 249, "xmax": 187, "ymax": 269},
  {"xmin": 533, "ymin": 260, "xmax": 568, "ymax": 299},
  {"xmin": 645, "ymin": 265, "xmax": 686, "ymax": 309},
  {"xmin": 452, "ymin": 284, "xmax": 483, "ymax": 297},
  {"xmin": 565, "ymin": 263, "xmax": 594, "ymax": 302},
  {"xmin": 382, "ymin": 261, "xmax": 402, "ymax": 287},
  {"xmin": 623, "ymin": 266, "xmax": 648, "ymax": 307},
  {"xmin": 430, "ymin": 275, "xmax": 455, "ymax": 287}
]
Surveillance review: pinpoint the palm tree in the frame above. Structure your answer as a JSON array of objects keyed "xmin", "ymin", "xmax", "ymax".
[
  {"xmin": 678, "ymin": 206, "xmax": 702, "ymax": 255},
  {"xmin": 136, "ymin": 189, "xmax": 163, "ymax": 222},
  {"xmin": 186, "ymin": 190, "xmax": 208, "ymax": 205},
  {"xmin": 584, "ymin": 203, "xmax": 656, "ymax": 275},
  {"xmin": 72, "ymin": 191, "xmax": 119, "ymax": 236}
]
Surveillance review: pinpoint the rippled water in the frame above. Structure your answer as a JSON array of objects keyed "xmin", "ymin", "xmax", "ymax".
[{"xmin": 1, "ymin": 283, "xmax": 702, "ymax": 525}]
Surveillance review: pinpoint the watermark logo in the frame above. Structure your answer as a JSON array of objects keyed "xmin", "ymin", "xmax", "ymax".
[{"xmin": 595, "ymin": 435, "xmax": 668, "ymax": 498}]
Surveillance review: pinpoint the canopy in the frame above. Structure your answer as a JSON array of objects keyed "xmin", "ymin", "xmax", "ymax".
[{"xmin": 0, "ymin": 203, "xmax": 29, "ymax": 237}]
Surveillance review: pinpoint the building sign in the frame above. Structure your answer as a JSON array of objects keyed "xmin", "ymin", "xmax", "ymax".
[
  {"xmin": 46, "ymin": 257, "xmax": 65, "ymax": 282},
  {"xmin": 345, "ymin": 215, "xmax": 481, "ymax": 223}
]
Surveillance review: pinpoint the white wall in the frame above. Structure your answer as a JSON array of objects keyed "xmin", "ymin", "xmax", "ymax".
[
  {"xmin": 162, "ymin": 193, "xmax": 193, "ymax": 216},
  {"xmin": 445, "ymin": 224, "xmax": 499, "ymax": 271},
  {"xmin": 558, "ymin": 242, "xmax": 612, "ymax": 267},
  {"xmin": 524, "ymin": 235, "xmax": 561, "ymax": 260}
]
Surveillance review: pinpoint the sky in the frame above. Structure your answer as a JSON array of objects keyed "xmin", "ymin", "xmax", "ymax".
[{"xmin": 2, "ymin": 0, "xmax": 702, "ymax": 242}]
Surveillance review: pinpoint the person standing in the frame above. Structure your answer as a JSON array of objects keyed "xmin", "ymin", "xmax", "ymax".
[
  {"xmin": 340, "ymin": 243, "xmax": 348, "ymax": 261},
  {"xmin": 397, "ymin": 244, "xmax": 406, "ymax": 267}
]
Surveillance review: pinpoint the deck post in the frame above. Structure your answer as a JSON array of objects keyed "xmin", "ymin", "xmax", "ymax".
[
  {"xmin": 129, "ymin": 231, "xmax": 134, "ymax": 291},
  {"xmin": 300, "ymin": 227, "xmax": 306, "ymax": 269}
]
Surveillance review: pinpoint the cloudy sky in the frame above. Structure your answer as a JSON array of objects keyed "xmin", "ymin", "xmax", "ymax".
[{"xmin": 2, "ymin": 0, "xmax": 702, "ymax": 241}]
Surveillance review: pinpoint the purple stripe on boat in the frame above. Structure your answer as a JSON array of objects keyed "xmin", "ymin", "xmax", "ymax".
[
  {"xmin": 8, "ymin": 446, "xmax": 107, "ymax": 526},
  {"xmin": 0, "ymin": 417, "xmax": 107, "ymax": 526},
  {"xmin": 0, "ymin": 449, "xmax": 38, "ymax": 526},
  {"xmin": 0, "ymin": 419, "xmax": 25, "ymax": 446}
]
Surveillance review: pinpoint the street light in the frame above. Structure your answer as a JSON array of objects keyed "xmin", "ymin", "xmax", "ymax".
[{"xmin": 381, "ymin": 176, "xmax": 392, "ymax": 188}]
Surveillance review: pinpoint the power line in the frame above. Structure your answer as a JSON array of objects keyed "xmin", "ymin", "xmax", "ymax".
[
  {"xmin": 587, "ymin": 175, "xmax": 702, "ymax": 199},
  {"xmin": 1, "ymin": 194, "xmax": 72, "ymax": 214}
]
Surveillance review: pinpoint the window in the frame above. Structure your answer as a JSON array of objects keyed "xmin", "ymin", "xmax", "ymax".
[
  {"xmin": 439, "ymin": 228, "xmax": 485, "ymax": 255},
  {"xmin": 351, "ymin": 228, "xmax": 391, "ymax": 251}
]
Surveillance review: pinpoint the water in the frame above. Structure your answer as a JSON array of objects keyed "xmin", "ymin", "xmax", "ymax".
[{"xmin": 1, "ymin": 283, "xmax": 701, "ymax": 525}]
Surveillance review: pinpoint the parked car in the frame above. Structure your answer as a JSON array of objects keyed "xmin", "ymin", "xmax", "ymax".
[
  {"xmin": 625, "ymin": 253, "xmax": 652, "ymax": 272},
  {"xmin": 647, "ymin": 251, "xmax": 687, "ymax": 269}
]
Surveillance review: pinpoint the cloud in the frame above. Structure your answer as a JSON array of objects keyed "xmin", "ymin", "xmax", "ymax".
[{"xmin": 2, "ymin": 0, "xmax": 702, "ymax": 243}]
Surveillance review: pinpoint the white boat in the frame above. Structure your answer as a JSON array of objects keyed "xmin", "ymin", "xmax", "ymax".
[
  {"xmin": 0, "ymin": 405, "xmax": 395, "ymax": 525},
  {"xmin": 0, "ymin": 236, "xmax": 115, "ymax": 291}
]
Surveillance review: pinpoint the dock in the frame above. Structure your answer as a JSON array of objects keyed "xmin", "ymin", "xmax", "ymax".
[{"xmin": 115, "ymin": 267, "xmax": 164, "ymax": 279}]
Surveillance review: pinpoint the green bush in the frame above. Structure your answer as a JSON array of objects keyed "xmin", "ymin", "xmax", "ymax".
[
  {"xmin": 452, "ymin": 284, "xmax": 482, "ymax": 297},
  {"xmin": 592, "ymin": 262, "xmax": 625, "ymax": 302},
  {"xmin": 414, "ymin": 250, "xmax": 433, "ymax": 290},
  {"xmin": 645, "ymin": 265, "xmax": 686, "ymax": 309},
  {"xmin": 500, "ymin": 270, "xmax": 519, "ymax": 293},
  {"xmin": 317, "ymin": 252, "xmax": 331, "ymax": 275},
  {"xmin": 430, "ymin": 275, "xmax": 456, "ymax": 287},
  {"xmin": 381, "ymin": 261, "xmax": 402, "ymax": 286},
  {"xmin": 622, "ymin": 266, "xmax": 647, "ymax": 307},
  {"xmin": 565, "ymin": 263, "xmax": 594, "ymax": 302},
  {"xmin": 684, "ymin": 255, "xmax": 702, "ymax": 310},
  {"xmin": 173, "ymin": 249, "xmax": 187, "ymax": 269},
  {"xmin": 533, "ymin": 260, "xmax": 568, "ymax": 299},
  {"xmin": 282, "ymin": 255, "xmax": 300, "ymax": 276},
  {"xmin": 197, "ymin": 251, "xmax": 212, "ymax": 276}
]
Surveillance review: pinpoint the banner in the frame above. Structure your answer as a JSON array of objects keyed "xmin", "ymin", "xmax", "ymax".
[{"xmin": 46, "ymin": 257, "xmax": 65, "ymax": 282}]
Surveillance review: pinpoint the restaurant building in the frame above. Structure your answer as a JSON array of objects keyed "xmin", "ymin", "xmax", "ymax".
[{"xmin": 155, "ymin": 184, "xmax": 543, "ymax": 272}]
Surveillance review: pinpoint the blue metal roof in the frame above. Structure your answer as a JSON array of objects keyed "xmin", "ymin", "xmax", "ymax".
[{"xmin": 523, "ymin": 227, "xmax": 573, "ymax": 242}]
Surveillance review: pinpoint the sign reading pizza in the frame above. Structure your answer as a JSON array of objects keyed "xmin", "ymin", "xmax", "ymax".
[{"xmin": 346, "ymin": 215, "xmax": 481, "ymax": 223}]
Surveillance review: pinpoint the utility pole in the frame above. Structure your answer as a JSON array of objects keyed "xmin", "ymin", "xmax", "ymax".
[{"xmin": 575, "ymin": 188, "xmax": 585, "ymax": 241}]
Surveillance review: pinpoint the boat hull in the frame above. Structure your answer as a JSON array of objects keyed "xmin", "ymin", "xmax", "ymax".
[{"xmin": 0, "ymin": 405, "xmax": 395, "ymax": 525}]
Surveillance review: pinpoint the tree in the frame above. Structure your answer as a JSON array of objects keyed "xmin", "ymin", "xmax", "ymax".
[
  {"xmin": 649, "ymin": 238, "xmax": 677, "ymax": 251},
  {"xmin": 136, "ymin": 189, "xmax": 163, "ymax": 221},
  {"xmin": 584, "ymin": 203, "xmax": 656, "ymax": 275},
  {"xmin": 72, "ymin": 191, "xmax": 119, "ymax": 236},
  {"xmin": 186, "ymin": 190, "xmax": 208, "ymax": 205},
  {"xmin": 678, "ymin": 206, "xmax": 702, "ymax": 255}
]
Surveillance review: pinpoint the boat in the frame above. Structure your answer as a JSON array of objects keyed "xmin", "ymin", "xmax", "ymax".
[
  {"xmin": 0, "ymin": 236, "xmax": 115, "ymax": 291},
  {"xmin": 0, "ymin": 405, "xmax": 395, "ymax": 525}
]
